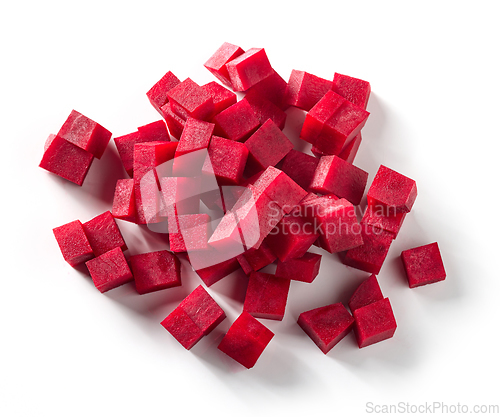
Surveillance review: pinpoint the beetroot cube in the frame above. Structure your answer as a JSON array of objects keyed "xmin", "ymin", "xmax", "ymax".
[
  {"xmin": 348, "ymin": 274, "xmax": 384, "ymax": 312},
  {"xmin": 167, "ymin": 78, "xmax": 214, "ymax": 121},
  {"xmin": 175, "ymin": 118, "xmax": 214, "ymax": 157},
  {"xmin": 161, "ymin": 307, "xmax": 205, "ymax": 350},
  {"xmin": 213, "ymin": 99, "xmax": 260, "ymax": 142},
  {"xmin": 353, "ymin": 298, "xmax": 397, "ymax": 348},
  {"xmin": 343, "ymin": 225, "xmax": 393, "ymax": 274},
  {"xmin": 204, "ymin": 42, "xmax": 245, "ymax": 87},
  {"xmin": 332, "ymin": 72, "xmax": 371, "ymax": 109},
  {"xmin": 401, "ymin": 242, "xmax": 446, "ymax": 288},
  {"xmin": 137, "ymin": 120, "xmax": 170, "ymax": 143},
  {"xmin": 194, "ymin": 257, "xmax": 241, "ymax": 287},
  {"xmin": 361, "ymin": 204, "xmax": 406, "ymax": 238},
  {"xmin": 285, "ymin": 70, "xmax": 333, "ymax": 111},
  {"xmin": 244, "ymin": 272, "xmax": 291, "ymax": 321},
  {"xmin": 244, "ymin": 119, "xmax": 294, "ymax": 173},
  {"xmin": 203, "ymin": 136, "xmax": 249, "ymax": 185},
  {"xmin": 160, "ymin": 177, "xmax": 201, "ymax": 218},
  {"xmin": 245, "ymin": 70, "xmax": 289, "ymax": 110},
  {"xmin": 315, "ymin": 198, "xmax": 363, "ymax": 254},
  {"xmin": 281, "ymin": 150, "xmax": 320, "ymax": 191},
  {"xmin": 243, "ymin": 90, "xmax": 287, "ymax": 130},
  {"xmin": 208, "ymin": 211, "xmax": 246, "ymax": 259},
  {"xmin": 112, "ymin": 179, "xmax": 136, "ymax": 223},
  {"xmin": 56, "ymin": 110, "xmax": 112, "ymax": 159},
  {"xmin": 310, "ymin": 155, "xmax": 368, "ymax": 205},
  {"xmin": 226, "ymin": 48, "xmax": 274, "ymax": 92},
  {"xmin": 218, "ymin": 311, "xmax": 274, "ymax": 369},
  {"xmin": 236, "ymin": 240, "xmax": 277, "ymax": 274},
  {"xmin": 82, "ymin": 211, "xmax": 127, "ymax": 257},
  {"xmin": 338, "ymin": 132, "xmax": 362, "ymax": 164},
  {"xmin": 129, "ymin": 250, "xmax": 181, "ymax": 295},
  {"xmin": 367, "ymin": 165, "xmax": 417, "ymax": 213},
  {"xmin": 160, "ymin": 102, "xmax": 185, "ymax": 139},
  {"xmin": 85, "ymin": 247, "xmax": 133, "ymax": 293},
  {"xmin": 298, "ymin": 303, "xmax": 354, "ymax": 354},
  {"xmin": 146, "ymin": 71, "xmax": 181, "ymax": 114},
  {"xmin": 39, "ymin": 135, "xmax": 94, "ymax": 186},
  {"xmin": 202, "ymin": 81, "xmax": 237, "ymax": 115},
  {"xmin": 275, "ymin": 252, "xmax": 322, "ymax": 283},
  {"xmin": 53, "ymin": 220, "xmax": 94, "ymax": 267},
  {"xmin": 169, "ymin": 213, "xmax": 211, "ymax": 253},
  {"xmin": 179, "ymin": 285, "xmax": 226, "ymax": 334}
]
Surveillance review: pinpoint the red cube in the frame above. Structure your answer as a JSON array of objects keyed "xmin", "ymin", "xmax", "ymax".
[
  {"xmin": 361, "ymin": 204, "xmax": 406, "ymax": 238},
  {"xmin": 298, "ymin": 303, "xmax": 354, "ymax": 354},
  {"xmin": 207, "ymin": 211, "xmax": 246, "ymax": 259},
  {"xmin": 218, "ymin": 311, "xmax": 274, "ymax": 369},
  {"xmin": 353, "ymin": 298, "xmax": 397, "ymax": 348},
  {"xmin": 281, "ymin": 150, "xmax": 320, "ymax": 191},
  {"xmin": 244, "ymin": 272, "xmax": 291, "ymax": 321},
  {"xmin": 53, "ymin": 220, "xmax": 94, "ymax": 267},
  {"xmin": 82, "ymin": 211, "xmax": 127, "ymax": 257},
  {"xmin": 275, "ymin": 252, "xmax": 322, "ymax": 283},
  {"xmin": 348, "ymin": 274, "xmax": 384, "ymax": 312},
  {"xmin": 112, "ymin": 179, "xmax": 136, "ymax": 223},
  {"xmin": 285, "ymin": 70, "xmax": 333, "ymax": 111},
  {"xmin": 226, "ymin": 48, "xmax": 274, "ymax": 91},
  {"xmin": 213, "ymin": 99, "xmax": 260, "ymax": 142},
  {"xmin": 129, "ymin": 250, "xmax": 182, "ymax": 295},
  {"xmin": 194, "ymin": 257, "xmax": 241, "ymax": 287},
  {"xmin": 202, "ymin": 136, "xmax": 249, "ymax": 185},
  {"xmin": 243, "ymin": 90, "xmax": 287, "ymax": 130},
  {"xmin": 204, "ymin": 42, "xmax": 245, "ymax": 87},
  {"xmin": 236, "ymin": 240, "xmax": 277, "ymax": 275},
  {"xmin": 85, "ymin": 247, "xmax": 133, "ymax": 293},
  {"xmin": 338, "ymin": 132, "xmax": 362, "ymax": 164},
  {"xmin": 245, "ymin": 70, "xmax": 289, "ymax": 110},
  {"xmin": 160, "ymin": 307, "xmax": 204, "ymax": 350},
  {"xmin": 167, "ymin": 78, "xmax": 214, "ymax": 121},
  {"xmin": 202, "ymin": 81, "xmax": 237, "ymax": 115},
  {"xmin": 169, "ymin": 213, "xmax": 211, "ymax": 253},
  {"xmin": 160, "ymin": 102, "xmax": 186, "ymax": 139},
  {"xmin": 146, "ymin": 71, "xmax": 181, "ymax": 114},
  {"xmin": 332, "ymin": 72, "xmax": 371, "ymax": 109},
  {"xmin": 175, "ymin": 118, "xmax": 214, "ymax": 157},
  {"xmin": 401, "ymin": 242, "xmax": 446, "ymax": 288}
]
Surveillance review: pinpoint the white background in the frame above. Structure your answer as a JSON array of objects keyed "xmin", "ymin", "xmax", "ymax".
[{"xmin": 1, "ymin": 1, "xmax": 499, "ymax": 416}]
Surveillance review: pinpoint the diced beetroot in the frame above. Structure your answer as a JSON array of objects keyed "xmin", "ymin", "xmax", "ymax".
[
  {"xmin": 218, "ymin": 311, "xmax": 274, "ymax": 369},
  {"xmin": 361, "ymin": 204, "xmax": 406, "ymax": 238},
  {"xmin": 213, "ymin": 99, "xmax": 260, "ymax": 142},
  {"xmin": 137, "ymin": 120, "xmax": 170, "ymax": 143},
  {"xmin": 53, "ymin": 220, "xmax": 94, "ymax": 267},
  {"xmin": 175, "ymin": 118, "xmax": 214, "ymax": 157},
  {"xmin": 112, "ymin": 179, "xmax": 136, "ymax": 223},
  {"xmin": 245, "ymin": 70, "xmax": 289, "ymax": 110},
  {"xmin": 367, "ymin": 165, "xmax": 417, "ymax": 214},
  {"xmin": 194, "ymin": 257, "xmax": 241, "ymax": 287},
  {"xmin": 244, "ymin": 119, "xmax": 294, "ymax": 174},
  {"xmin": 337, "ymin": 132, "xmax": 362, "ymax": 164},
  {"xmin": 298, "ymin": 303, "xmax": 354, "ymax": 354},
  {"xmin": 82, "ymin": 211, "xmax": 127, "ymax": 257},
  {"xmin": 39, "ymin": 135, "xmax": 94, "ymax": 186},
  {"xmin": 236, "ymin": 240, "xmax": 277, "ymax": 274},
  {"xmin": 348, "ymin": 274, "xmax": 384, "ymax": 312},
  {"xmin": 244, "ymin": 272, "xmax": 291, "ymax": 321},
  {"xmin": 314, "ymin": 198, "xmax": 363, "ymax": 254},
  {"xmin": 299, "ymin": 193, "xmax": 339, "ymax": 223},
  {"xmin": 401, "ymin": 242, "xmax": 446, "ymax": 288},
  {"xmin": 160, "ymin": 102, "xmax": 186, "ymax": 139},
  {"xmin": 167, "ymin": 78, "xmax": 214, "ymax": 121},
  {"xmin": 243, "ymin": 90, "xmax": 287, "ymax": 130},
  {"xmin": 129, "ymin": 250, "xmax": 181, "ymax": 295},
  {"xmin": 161, "ymin": 307, "xmax": 205, "ymax": 350},
  {"xmin": 275, "ymin": 252, "xmax": 322, "ymax": 283},
  {"xmin": 343, "ymin": 225, "xmax": 393, "ymax": 274},
  {"xmin": 226, "ymin": 48, "xmax": 274, "ymax": 91},
  {"xmin": 353, "ymin": 298, "xmax": 397, "ymax": 348},
  {"xmin": 266, "ymin": 214, "xmax": 319, "ymax": 262},
  {"xmin": 332, "ymin": 72, "xmax": 371, "ymax": 109},
  {"xmin": 169, "ymin": 213, "xmax": 211, "ymax": 253},
  {"xmin": 85, "ymin": 247, "xmax": 133, "ymax": 293},
  {"xmin": 310, "ymin": 155, "xmax": 368, "ymax": 206},
  {"xmin": 281, "ymin": 150, "xmax": 320, "ymax": 191},
  {"xmin": 202, "ymin": 136, "xmax": 249, "ymax": 185},
  {"xmin": 160, "ymin": 177, "xmax": 201, "ymax": 218},
  {"xmin": 56, "ymin": 110, "xmax": 112, "ymax": 159},
  {"xmin": 202, "ymin": 81, "xmax": 237, "ymax": 115},
  {"xmin": 285, "ymin": 70, "xmax": 333, "ymax": 111},
  {"xmin": 207, "ymin": 211, "xmax": 246, "ymax": 259},
  {"xmin": 204, "ymin": 42, "xmax": 245, "ymax": 87},
  {"xmin": 146, "ymin": 71, "xmax": 181, "ymax": 114}
]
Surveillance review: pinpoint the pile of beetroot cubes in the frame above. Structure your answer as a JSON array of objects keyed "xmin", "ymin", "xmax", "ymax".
[{"xmin": 41, "ymin": 43, "xmax": 447, "ymax": 369}]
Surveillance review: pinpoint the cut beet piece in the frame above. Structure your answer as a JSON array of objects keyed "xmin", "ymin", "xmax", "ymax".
[
  {"xmin": 213, "ymin": 99, "xmax": 260, "ymax": 142},
  {"xmin": 338, "ymin": 132, "xmax": 362, "ymax": 164},
  {"xmin": 401, "ymin": 242, "xmax": 446, "ymax": 288},
  {"xmin": 138, "ymin": 120, "xmax": 171, "ymax": 143},
  {"xmin": 244, "ymin": 119, "xmax": 293, "ymax": 174},
  {"xmin": 285, "ymin": 70, "xmax": 333, "ymax": 111},
  {"xmin": 202, "ymin": 81, "xmax": 237, "ymax": 115},
  {"xmin": 160, "ymin": 177, "xmax": 201, "ymax": 220},
  {"xmin": 343, "ymin": 225, "xmax": 393, "ymax": 275},
  {"xmin": 129, "ymin": 250, "xmax": 181, "ymax": 295},
  {"xmin": 236, "ymin": 240, "xmax": 277, "ymax": 274},
  {"xmin": 245, "ymin": 70, "xmax": 289, "ymax": 110},
  {"xmin": 244, "ymin": 272, "xmax": 291, "ymax": 321},
  {"xmin": 160, "ymin": 102, "xmax": 186, "ymax": 139},
  {"xmin": 348, "ymin": 274, "xmax": 384, "ymax": 312},
  {"xmin": 179, "ymin": 285, "xmax": 226, "ymax": 334},
  {"xmin": 204, "ymin": 42, "xmax": 245, "ymax": 87},
  {"xmin": 161, "ymin": 307, "xmax": 205, "ymax": 350},
  {"xmin": 194, "ymin": 257, "xmax": 240, "ymax": 287},
  {"xmin": 367, "ymin": 165, "xmax": 417, "ymax": 214},
  {"xmin": 82, "ymin": 211, "xmax": 127, "ymax": 257},
  {"xmin": 202, "ymin": 136, "xmax": 249, "ymax": 185},
  {"xmin": 167, "ymin": 78, "xmax": 214, "ymax": 121},
  {"xmin": 175, "ymin": 118, "xmax": 214, "ymax": 157},
  {"xmin": 298, "ymin": 303, "xmax": 354, "ymax": 354},
  {"xmin": 332, "ymin": 72, "xmax": 371, "ymax": 109},
  {"xmin": 361, "ymin": 204, "xmax": 406, "ymax": 238},
  {"xmin": 310, "ymin": 155, "xmax": 368, "ymax": 206},
  {"xmin": 207, "ymin": 211, "xmax": 246, "ymax": 258},
  {"xmin": 281, "ymin": 150, "xmax": 320, "ymax": 191},
  {"xmin": 146, "ymin": 71, "xmax": 181, "ymax": 114},
  {"xmin": 243, "ymin": 90, "xmax": 287, "ymax": 130},
  {"xmin": 85, "ymin": 247, "xmax": 133, "ymax": 293},
  {"xmin": 353, "ymin": 298, "xmax": 397, "ymax": 348},
  {"xmin": 40, "ymin": 135, "xmax": 94, "ymax": 186},
  {"xmin": 112, "ymin": 179, "xmax": 136, "ymax": 223},
  {"xmin": 169, "ymin": 213, "xmax": 211, "ymax": 253},
  {"xmin": 53, "ymin": 220, "xmax": 94, "ymax": 267},
  {"xmin": 218, "ymin": 311, "xmax": 274, "ymax": 369},
  {"xmin": 226, "ymin": 48, "xmax": 274, "ymax": 91},
  {"xmin": 56, "ymin": 110, "xmax": 112, "ymax": 159},
  {"xmin": 275, "ymin": 252, "xmax": 322, "ymax": 283}
]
